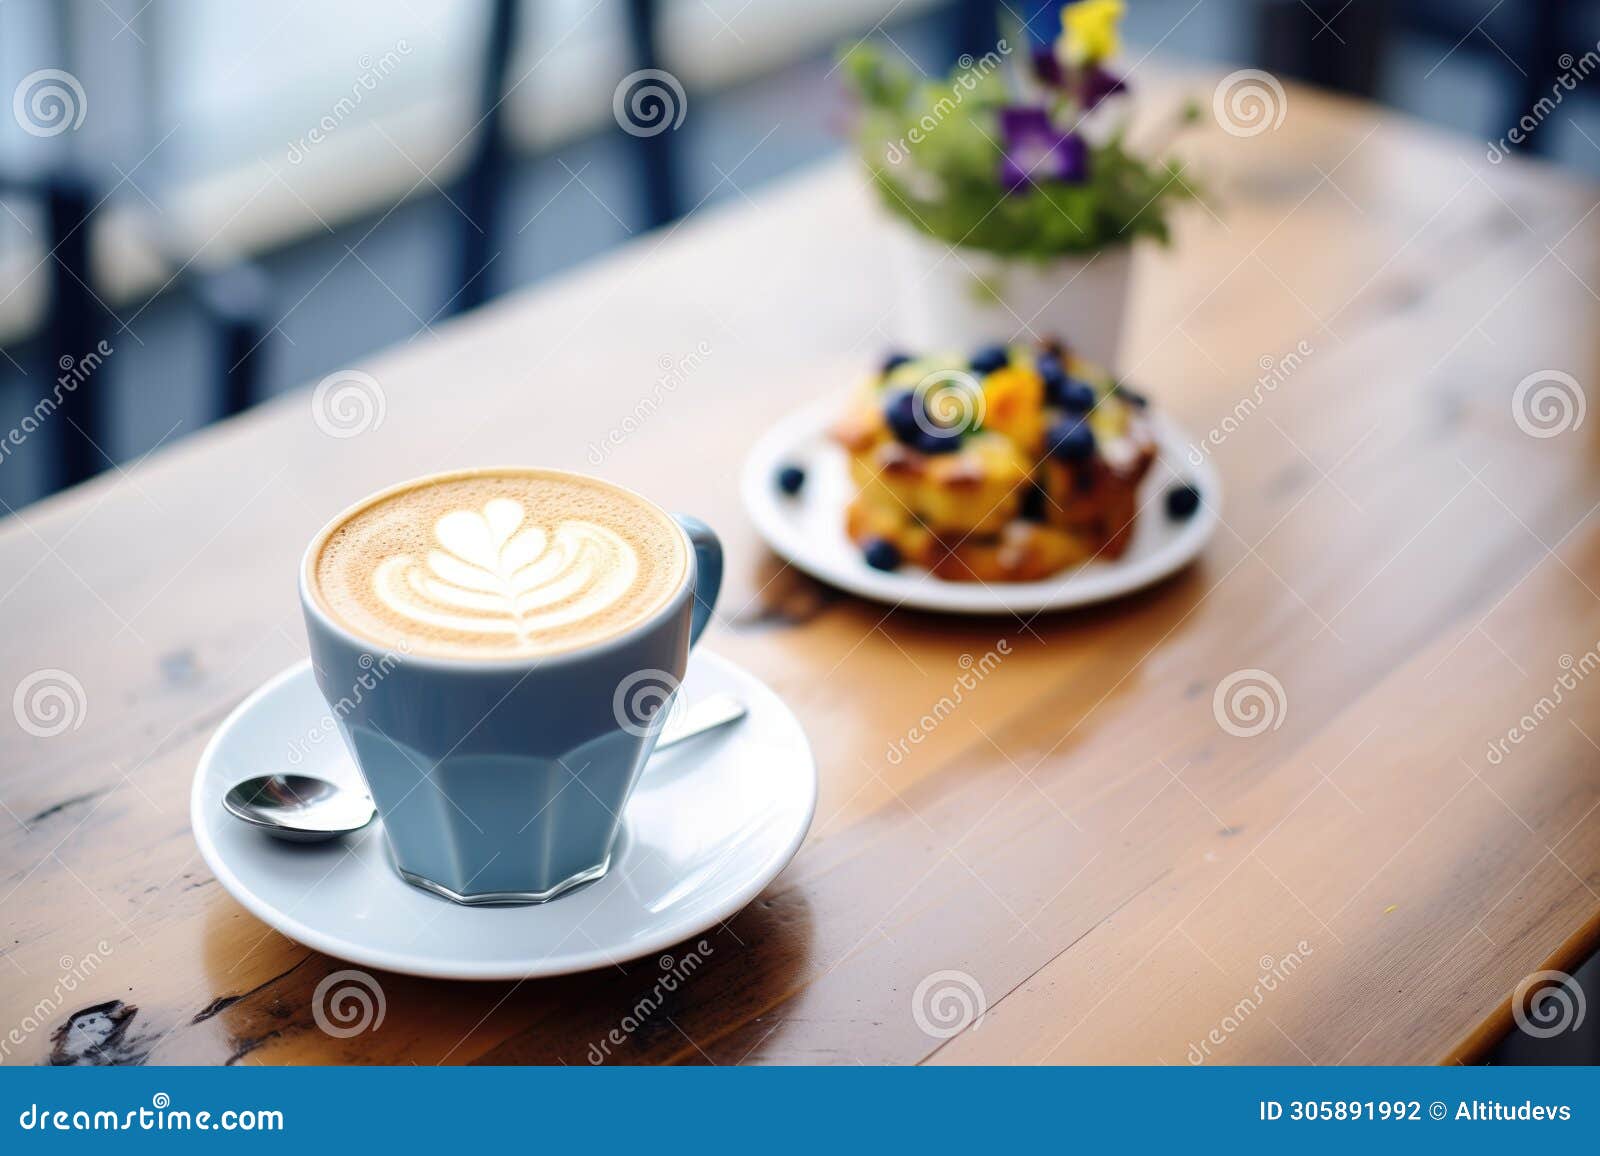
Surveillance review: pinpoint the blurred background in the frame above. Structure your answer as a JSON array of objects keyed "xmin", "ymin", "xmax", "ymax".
[{"xmin": 3, "ymin": 0, "xmax": 1599, "ymax": 509}]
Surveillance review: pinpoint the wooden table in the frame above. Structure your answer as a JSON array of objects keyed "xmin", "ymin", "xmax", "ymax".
[{"xmin": 4, "ymin": 76, "xmax": 1600, "ymax": 1066}]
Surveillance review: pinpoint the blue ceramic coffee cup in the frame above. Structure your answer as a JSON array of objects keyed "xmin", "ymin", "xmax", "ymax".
[{"xmin": 298, "ymin": 470, "xmax": 722, "ymax": 906}]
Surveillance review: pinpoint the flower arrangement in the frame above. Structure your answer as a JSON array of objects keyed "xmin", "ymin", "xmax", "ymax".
[{"xmin": 842, "ymin": 0, "xmax": 1197, "ymax": 257}]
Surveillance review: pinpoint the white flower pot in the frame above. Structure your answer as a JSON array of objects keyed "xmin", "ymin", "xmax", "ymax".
[{"xmin": 884, "ymin": 220, "xmax": 1134, "ymax": 372}]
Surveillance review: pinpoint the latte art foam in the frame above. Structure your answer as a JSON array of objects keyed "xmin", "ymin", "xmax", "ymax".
[
  {"xmin": 310, "ymin": 470, "xmax": 687, "ymax": 658},
  {"xmin": 375, "ymin": 501, "xmax": 638, "ymax": 640}
]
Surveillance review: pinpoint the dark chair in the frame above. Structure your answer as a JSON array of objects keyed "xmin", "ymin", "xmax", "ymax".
[
  {"xmin": 1255, "ymin": 0, "xmax": 1571, "ymax": 158},
  {"xmin": 452, "ymin": 0, "xmax": 521, "ymax": 313},
  {"xmin": 623, "ymin": 0, "xmax": 682, "ymax": 229},
  {"xmin": 1, "ymin": 167, "xmax": 273, "ymax": 490}
]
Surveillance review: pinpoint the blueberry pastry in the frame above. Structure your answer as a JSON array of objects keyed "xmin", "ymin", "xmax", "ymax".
[{"xmin": 831, "ymin": 341, "xmax": 1156, "ymax": 581}]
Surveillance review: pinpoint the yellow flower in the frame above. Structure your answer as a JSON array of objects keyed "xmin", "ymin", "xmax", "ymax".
[{"xmin": 1058, "ymin": 0, "xmax": 1124, "ymax": 67}]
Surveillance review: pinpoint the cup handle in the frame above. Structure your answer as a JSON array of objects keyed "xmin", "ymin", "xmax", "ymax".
[{"xmin": 674, "ymin": 515, "xmax": 722, "ymax": 647}]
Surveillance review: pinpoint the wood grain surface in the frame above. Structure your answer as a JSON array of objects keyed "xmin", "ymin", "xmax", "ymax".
[{"xmin": 3, "ymin": 76, "xmax": 1599, "ymax": 1066}]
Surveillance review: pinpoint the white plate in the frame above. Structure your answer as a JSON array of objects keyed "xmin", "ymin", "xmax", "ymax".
[
  {"xmin": 191, "ymin": 652, "xmax": 816, "ymax": 980},
  {"xmin": 741, "ymin": 394, "xmax": 1221, "ymax": 615}
]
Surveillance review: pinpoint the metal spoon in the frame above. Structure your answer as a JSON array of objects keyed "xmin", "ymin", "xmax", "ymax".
[
  {"xmin": 654, "ymin": 692, "xmax": 747, "ymax": 751},
  {"xmin": 222, "ymin": 693, "xmax": 749, "ymax": 842},
  {"xmin": 222, "ymin": 773, "xmax": 376, "ymax": 844}
]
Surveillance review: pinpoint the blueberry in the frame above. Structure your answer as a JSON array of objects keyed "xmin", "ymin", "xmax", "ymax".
[
  {"xmin": 1055, "ymin": 380, "xmax": 1096, "ymax": 412},
  {"xmin": 1046, "ymin": 418, "xmax": 1096, "ymax": 462},
  {"xmin": 1166, "ymin": 483, "xmax": 1201, "ymax": 520},
  {"xmin": 1038, "ymin": 356, "xmax": 1094, "ymax": 411},
  {"xmin": 863, "ymin": 537, "xmax": 902, "ymax": 571},
  {"xmin": 969, "ymin": 344, "xmax": 1010, "ymax": 375},
  {"xmin": 1037, "ymin": 353, "xmax": 1068, "ymax": 395},
  {"xmin": 776, "ymin": 465, "xmax": 806, "ymax": 496},
  {"xmin": 881, "ymin": 351, "xmax": 912, "ymax": 375},
  {"xmin": 914, "ymin": 427, "xmax": 963, "ymax": 455},
  {"xmin": 884, "ymin": 391, "xmax": 921, "ymax": 444}
]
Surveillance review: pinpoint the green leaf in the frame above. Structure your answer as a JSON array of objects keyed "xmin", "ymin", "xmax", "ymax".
[{"xmin": 837, "ymin": 40, "xmax": 1201, "ymax": 258}]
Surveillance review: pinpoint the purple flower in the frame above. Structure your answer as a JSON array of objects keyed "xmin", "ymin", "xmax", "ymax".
[
  {"xmin": 1081, "ymin": 65, "xmax": 1126, "ymax": 110},
  {"xmin": 1030, "ymin": 45, "xmax": 1063, "ymax": 87},
  {"xmin": 997, "ymin": 107, "xmax": 1087, "ymax": 191}
]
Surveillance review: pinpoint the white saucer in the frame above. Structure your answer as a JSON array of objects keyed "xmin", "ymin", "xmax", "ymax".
[
  {"xmin": 741, "ymin": 394, "xmax": 1221, "ymax": 615},
  {"xmin": 191, "ymin": 652, "xmax": 816, "ymax": 980}
]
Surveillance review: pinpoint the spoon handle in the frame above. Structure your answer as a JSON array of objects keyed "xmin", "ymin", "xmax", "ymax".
[{"xmin": 655, "ymin": 693, "xmax": 747, "ymax": 751}]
